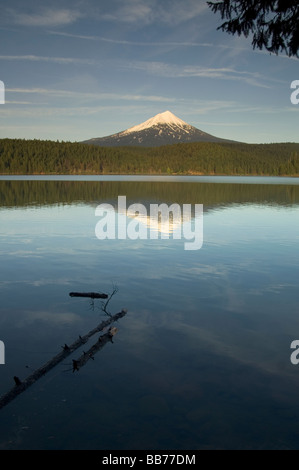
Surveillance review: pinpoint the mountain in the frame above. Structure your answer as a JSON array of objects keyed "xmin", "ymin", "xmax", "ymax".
[{"xmin": 82, "ymin": 111, "xmax": 237, "ymax": 147}]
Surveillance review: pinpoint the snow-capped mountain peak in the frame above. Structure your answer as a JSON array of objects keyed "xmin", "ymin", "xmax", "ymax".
[
  {"xmin": 121, "ymin": 111, "xmax": 192, "ymax": 135},
  {"xmin": 83, "ymin": 110, "xmax": 237, "ymax": 147}
]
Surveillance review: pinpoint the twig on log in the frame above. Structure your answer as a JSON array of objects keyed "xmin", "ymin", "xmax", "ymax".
[
  {"xmin": 69, "ymin": 292, "xmax": 108, "ymax": 299},
  {"xmin": 0, "ymin": 309, "xmax": 127, "ymax": 411}
]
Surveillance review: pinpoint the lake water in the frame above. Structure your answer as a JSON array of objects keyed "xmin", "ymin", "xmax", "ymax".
[{"xmin": 0, "ymin": 175, "xmax": 299, "ymax": 450}]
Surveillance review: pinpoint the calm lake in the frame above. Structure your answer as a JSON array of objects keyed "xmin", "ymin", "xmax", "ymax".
[{"xmin": 0, "ymin": 175, "xmax": 299, "ymax": 450}]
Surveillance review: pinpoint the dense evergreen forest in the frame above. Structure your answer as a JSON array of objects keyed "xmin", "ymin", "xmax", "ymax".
[{"xmin": 0, "ymin": 138, "xmax": 299, "ymax": 176}]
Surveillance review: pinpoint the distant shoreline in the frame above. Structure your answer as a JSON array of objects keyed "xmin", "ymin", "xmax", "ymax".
[
  {"xmin": 1, "ymin": 172, "xmax": 299, "ymax": 178},
  {"xmin": 1, "ymin": 175, "xmax": 299, "ymax": 185}
]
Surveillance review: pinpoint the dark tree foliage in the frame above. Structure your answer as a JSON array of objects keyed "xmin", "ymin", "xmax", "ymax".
[
  {"xmin": 0, "ymin": 138, "xmax": 299, "ymax": 176},
  {"xmin": 207, "ymin": 0, "xmax": 299, "ymax": 57}
]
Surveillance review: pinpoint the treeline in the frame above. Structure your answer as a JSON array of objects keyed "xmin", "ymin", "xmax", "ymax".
[{"xmin": 0, "ymin": 138, "xmax": 299, "ymax": 176}]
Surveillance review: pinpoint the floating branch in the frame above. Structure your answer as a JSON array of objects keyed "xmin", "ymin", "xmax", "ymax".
[
  {"xmin": 69, "ymin": 292, "xmax": 108, "ymax": 299},
  {"xmin": 0, "ymin": 309, "xmax": 127, "ymax": 411},
  {"xmin": 72, "ymin": 327, "xmax": 118, "ymax": 372}
]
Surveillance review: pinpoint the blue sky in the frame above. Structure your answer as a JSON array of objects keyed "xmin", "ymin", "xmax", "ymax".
[{"xmin": 0, "ymin": 0, "xmax": 298, "ymax": 143}]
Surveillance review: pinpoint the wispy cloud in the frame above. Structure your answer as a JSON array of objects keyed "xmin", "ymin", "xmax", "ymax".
[
  {"xmin": 7, "ymin": 1, "xmax": 208, "ymax": 28},
  {"xmin": 122, "ymin": 60, "xmax": 273, "ymax": 88},
  {"xmin": 8, "ymin": 7, "xmax": 83, "ymax": 27},
  {"xmin": 102, "ymin": 0, "xmax": 153, "ymax": 24},
  {"xmin": 7, "ymin": 88, "xmax": 283, "ymax": 120},
  {"xmin": 101, "ymin": 0, "xmax": 208, "ymax": 25},
  {"xmin": 48, "ymin": 30, "xmax": 246, "ymax": 51},
  {"xmin": 0, "ymin": 54, "xmax": 96, "ymax": 65},
  {"xmin": 0, "ymin": 104, "xmax": 177, "ymax": 120},
  {"xmin": 5, "ymin": 100, "xmax": 34, "ymax": 105},
  {"xmin": 0, "ymin": 53, "xmax": 276, "ymax": 90},
  {"xmin": 6, "ymin": 87, "xmax": 176, "ymax": 104},
  {"xmin": 156, "ymin": 0, "xmax": 209, "ymax": 25}
]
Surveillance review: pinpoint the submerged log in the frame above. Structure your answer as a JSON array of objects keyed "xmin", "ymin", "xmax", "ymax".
[
  {"xmin": 69, "ymin": 292, "xmax": 108, "ymax": 299},
  {"xmin": 0, "ymin": 309, "xmax": 127, "ymax": 410},
  {"xmin": 72, "ymin": 327, "xmax": 118, "ymax": 372}
]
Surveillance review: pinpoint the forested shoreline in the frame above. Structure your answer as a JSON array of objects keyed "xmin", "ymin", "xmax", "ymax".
[{"xmin": 0, "ymin": 138, "xmax": 299, "ymax": 176}]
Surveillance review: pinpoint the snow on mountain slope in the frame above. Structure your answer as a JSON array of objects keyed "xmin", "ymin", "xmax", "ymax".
[
  {"xmin": 121, "ymin": 111, "xmax": 192, "ymax": 135},
  {"xmin": 83, "ymin": 111, "xmax": 238, "ymax": 147}
]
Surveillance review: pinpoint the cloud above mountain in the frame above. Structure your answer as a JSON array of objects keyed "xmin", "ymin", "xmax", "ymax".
[
  {"xmin": 7, "ymin": 7, "xmax": 83, "ymax": 27},
  {"xmin": 101, "ymin": 0, "xmax": 208, "ymax": 25}
]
